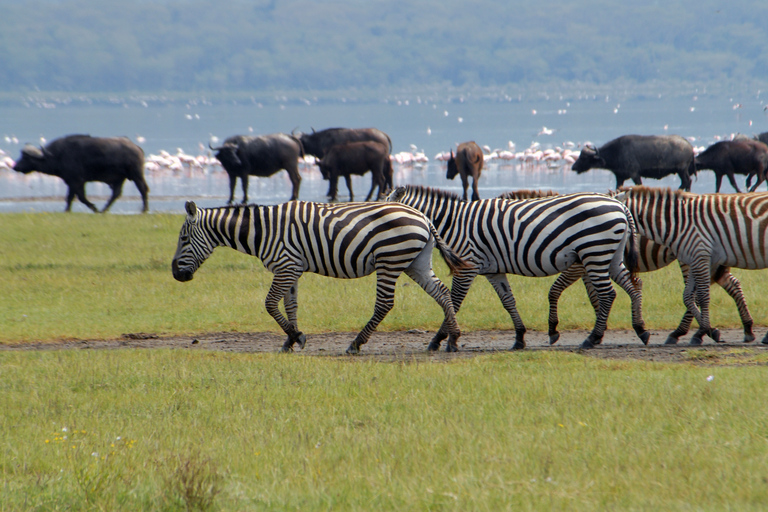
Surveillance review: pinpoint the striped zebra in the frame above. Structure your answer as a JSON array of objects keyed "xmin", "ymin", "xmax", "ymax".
[
  {"xmin": 171, "ymin": 200, "xmax": 468, "ymax": 354},
  {"xmin": 387, "ymin": 185, "xmax": 648, "ymax": 349},
  {"xmin": 619, "ymin": 186, "xmax": 768, "ymax": 345},
  {"xmin": 499, "ymin": 190, "xmax": 755, "ymax": 345}
]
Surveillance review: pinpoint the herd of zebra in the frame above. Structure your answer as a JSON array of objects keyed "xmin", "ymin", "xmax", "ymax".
[{"xmin": 172, "ymin": 182, "xmax": 768, "ymax": 354}]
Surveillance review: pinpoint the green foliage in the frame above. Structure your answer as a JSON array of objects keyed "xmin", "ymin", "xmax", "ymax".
[
  {"xmin": 1, "ymin": 349, "xmax": 768, "ymax": 510},
  {"xmin": 0, "ymin": 0, "xmax": 767, "ymax": 93}
]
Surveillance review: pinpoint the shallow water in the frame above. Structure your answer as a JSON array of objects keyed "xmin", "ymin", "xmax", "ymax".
[{"xmin": 0, "ymin": 95, "xmax": 763, "ymax": 213}]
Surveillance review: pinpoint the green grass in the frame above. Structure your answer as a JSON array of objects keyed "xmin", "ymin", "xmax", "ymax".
[
  {"xmin": 2, "ymin": 349, "xmax": 767, "ymax": 511},
  {"xmin": 2, "ymin": 212, "xmax": 768, "ymax": 343}
]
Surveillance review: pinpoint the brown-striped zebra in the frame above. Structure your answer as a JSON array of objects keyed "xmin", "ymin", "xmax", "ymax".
[
  {"xmin": 499, "ymin": 190, "xmax": 755, "ymax": 345},
  {"xmin": 619, "ymin": 186, "xmax": 768, "ymax": 345},
  {"xmin": 171, "ymin": 200, "xmax": 468, "ymax": 354},
  {"xmin": 388, "ymin": 185, "xmax": 648, "ymax": 349}
]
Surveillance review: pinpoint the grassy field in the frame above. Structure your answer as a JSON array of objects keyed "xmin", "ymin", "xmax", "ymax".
[
  {"xmin": 3, "ymin": 349, "xmax": 768, "ymax": 511},
  {"xmin": 2, "ymin": 212, "xmax": 768, "ymax": 343},
  {"xmin": 2, "ymin": 212, "xmax": 768, "ymax": 510}
]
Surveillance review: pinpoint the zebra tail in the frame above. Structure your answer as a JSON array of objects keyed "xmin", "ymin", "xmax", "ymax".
[
  {"xmin": 622, "ymin": 205, "xmax": 640, "ymax": 274},
  {"xmin": 429, "ymin": 223, "xmax": 471, "ymax": 274}
]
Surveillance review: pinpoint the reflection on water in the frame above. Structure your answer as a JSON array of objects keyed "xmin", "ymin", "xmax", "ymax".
[{"xmin": 0, "ymin": 160, "xmax": 721, "ymax": 214}]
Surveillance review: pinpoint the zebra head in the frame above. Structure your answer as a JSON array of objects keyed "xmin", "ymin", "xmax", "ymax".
[
  {"xmin": 385, "ymin": 186, "xmax": 408, "ymax": 203},
  {"xmin": 172, "ymin": 201, "xmax": 215, "ymax": 282}
]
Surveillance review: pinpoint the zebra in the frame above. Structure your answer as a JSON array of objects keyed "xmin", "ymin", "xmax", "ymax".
[
  {"xmin": 387, "ymin": 185, "xmax": 649, "ymax": 349},
  {"xmin": 499, "ymin": 189, "xmax": 756, "ymax": 345},
  {"xmin": 619, "ymin": 186, "xmax": 768, "ymax": 345},
  {"xmin": 171, "ymin": 200, "xmax": 469, "ymax": 354}
]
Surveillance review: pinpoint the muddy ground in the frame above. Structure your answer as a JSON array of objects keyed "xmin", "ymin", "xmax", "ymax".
[{"xmin": 3, "ymin": 328, "xmax": 767, "ymax": 365}]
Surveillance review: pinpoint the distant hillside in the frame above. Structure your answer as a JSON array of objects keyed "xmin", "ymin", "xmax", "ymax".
[{"xmin": 1, "ymin": 0, "xmax": 767, "ymax": 94}]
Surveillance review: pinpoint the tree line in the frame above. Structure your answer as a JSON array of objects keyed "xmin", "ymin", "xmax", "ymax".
[{"xmin": 1, "ymin": 0, "xmax": 767, "ymax": 95}]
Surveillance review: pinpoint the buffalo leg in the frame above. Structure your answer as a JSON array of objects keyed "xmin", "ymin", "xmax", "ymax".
[
  {"xmin": 471, "ymin": 175, "xmax": 480, "ymax": 201},
  {"xmin": 460, "ymin": 173, "xmax": 469, "ymax": 201},
  {"xmin": 344, "ymin": 175, "xmax": 354, "ymax": 202},
  {"xmin": 226, "ymin": 173, "xmax": 237, "ymax": 205},
  {"xmin": 287, "ymin": 165, "xmax": 301, "ymax": 200},
  {"xmin": 714, "ymin": 173, "xmax": 724, "ymax": 193},
  {"xmin": 70, "ymin": 184, "xmax": 99, "ymax": 213},
  {"xmin": 102, "ymin": 180, "xmax": 125, "ymax": 213},
  {"xmin": 725, "ymin": 171, "xmax": 742, "ymax": 193},
  {"xmin": 240, "ymin": 174, "xmax": 250, "ymax": 204},
  {"xmin": 133, "ymin": 177, "xmax": 150, "ymax": 212}
]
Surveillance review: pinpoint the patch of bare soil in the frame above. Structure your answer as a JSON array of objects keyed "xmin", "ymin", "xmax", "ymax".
[{"xmin": 3, "ymin": 329, "xmax": 767, "ymax": 365}]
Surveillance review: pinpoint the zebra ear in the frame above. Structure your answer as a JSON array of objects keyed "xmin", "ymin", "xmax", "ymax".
[{"xmin": 185, "ymin": 201, "xmax": 198, "ymax": 220}]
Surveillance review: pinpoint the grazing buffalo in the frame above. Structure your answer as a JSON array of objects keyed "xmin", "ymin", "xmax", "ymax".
[
  {"xmin": 210, "ymin": 133, "xmax": 304, "ymax": 204},
  {"xmin": 318, "ymin": 141, "xmax": 393, "ymax": 202},
  {"xmin": 446, "ymin": 141, "xmax": 484, "ymax": 201},
  {"xmin": 296, "ymin": 127, "xmax": 392, "ymax": 160},
  {"xmin": 695, "ymin": 139, "xmax": 768, "ymax": 193},
  {"xmin": 13, "ymin": 134, "xmax": 148, "ymax": 213},
  {"xmin": 571, "ymin": 134, "xmax": 695, "ymax": 191}
]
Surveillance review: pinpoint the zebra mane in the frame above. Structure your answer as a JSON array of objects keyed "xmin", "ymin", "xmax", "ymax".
[
  {"xmin": 624, "ymin": 186, "xmax": 687, "ymax": 199},
  {"xmin": 498, "ymin": 189, "xmax": 559, "ymax": 200},
  {"xmin": 401, "ymin": 184, "xmax": 463, "ymax": 202}
]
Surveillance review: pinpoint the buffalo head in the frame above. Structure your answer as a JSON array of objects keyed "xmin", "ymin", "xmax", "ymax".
[
  {"xmin": 13, "ymin": 145, "xmax": 47, "ymax": 174},
  {"xmin": 571, "ymin": 145, "xmax": 605, "ymax": 173},
  {"xmin": 446, "ymin": 150, "xmax": 458, "ymax": 180},
  {"xmin": 210, "ymin": 141, "xmax": 241, "ymax": 168}
]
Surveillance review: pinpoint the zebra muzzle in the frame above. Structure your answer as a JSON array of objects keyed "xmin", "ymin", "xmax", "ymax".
[{"xmin": 171, "ymin": 260, "xmax": 194, "ymax": 282}]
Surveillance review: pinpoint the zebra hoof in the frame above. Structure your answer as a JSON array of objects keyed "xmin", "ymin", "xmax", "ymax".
[
  {"xmin": 549, "ymin": 332, "xmax": 560, "ymax": 345},
  {"xmin": 762, "ymin": 334, "xmax": 768, "ymax": 345},
  {"xmin": 689, "ymin": 337, "xmax": 703, "ymax": 346},
  {"xmin": 427, "ymin": 342, "xmax": 441, "ymax": 352},
  {"xmin": 743, "ymin": 333, "xmax": 756, "ymax": 343},
  {"xmin": 510, "ymin": 340, "xmax": 526, "ymax": 350},
  {"xmin": 296, "ymin": 333, "xmax": 307, "ymax": 350},
  {"xmin": 639, "ymin": 331, "xmax": 651, "ymax": 345},
  {"xmin": 580, "ymin": 339, "xmax": 595, "ymax": 349},
  {"xmin": 445, "ymin": 344, "xmax": 459, "ymax": 353},
  {"xmin": 664, "ymin": 336, "xmax": 680, "ymax": 345},
  {"xmin": 280, "ymin": 345, "xmax": 294, "ymax": 353},
  {"xmin": 345, "ymin": 344, "xmax": 360, "ymax": 355},
  {"xmin": 711, "ymin": 329, "xmax": 722, "ymax": 343}
]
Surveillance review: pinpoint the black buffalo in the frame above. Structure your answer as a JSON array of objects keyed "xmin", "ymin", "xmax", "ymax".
[
  {"xmin": 296, "ymin": 127, "xmax": 392, "ymax": 160},
  {"xmin": 571, "ymin": 134, "xmax": 695, "ymax": 191},
  {"xmin": 695, "ymin": 139, "xmax": 768, "ymax": 193},
  {"xmin": 13, "ymin": 134, "xmax": 148, "ymax": 213},
  {"xmin": 210, "ymin": 133, "xmax": 304, "ymax": 204},
  {"xmin": 317, "ymin": 141, "xmax": 393, "ymax": 202},
  {"xmin": 755, "ymin": 132, "xmax": 768, "ymax": 146},
  {"xmin": 446, "ymin": 141, "xmax": 484, "ymax": 201}
]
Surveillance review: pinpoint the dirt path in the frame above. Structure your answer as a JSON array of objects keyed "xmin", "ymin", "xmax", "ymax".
[{"xmin": 3, "ymin": 328, "xmax": 767, "ymax": 364}]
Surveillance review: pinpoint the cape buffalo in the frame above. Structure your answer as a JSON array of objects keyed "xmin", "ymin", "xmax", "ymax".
[
  {"xmin": 296, "ymin": 127, "xmax": 392, "ymax": 160},
  {"xmin": 695, "ymin": 139, "xmax": 768, "ymax": 193},
  {"xmin": 446, "ymin": 141, "xmax": 484, "ymax": 201},
  {"xmin": 755, "ymin": 132, "xmax": 768, "ymax": 146},
  {"xmin": 210, "ymin": 133, "xmax": 304, "ymax": 204},
  {"xmin": 571, "ymin": 134, "xmax": 695, "ymax": 191},
  {"xmin": 13, "ymin": 134, "xmax": 149, "ymax": 213},
  {"xmin": 317, "ymin": 141, "xmax": 393, "ymax": 202}
]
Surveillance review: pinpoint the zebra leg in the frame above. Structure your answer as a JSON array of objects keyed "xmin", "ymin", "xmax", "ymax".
[
  {"xmin": 548, "ymin": 265, "xmax": 586, "ymax": 345},
  {"xmin": 665, "ymin": 264, "xmax": 693, "ymax": 345},
  {"xmin": 404, "ymin": 255, "xmax": 461, "ymax": 352},
  {"xmin": 485, "ymin": 274, "xmax": 527, "ymax": 350},
  {"xmin": 578, "ymin": 273, "xmax": 603, "ymax": 344},
  {"xmin": 264, "ymin": 269, "xmax": 306, "ymax": 353},
  {"xmin": 580, "ymin": 268, "xmax": 616, "ymax": 349},
  {"xmin": 346, "ymin": 269, "xmax": 399, "ymax": 355},
  {"xmin": 715, "ymin": 268, "xmax": 755, "ymax": 343},
  {"xmin": 282, "ymin": 278, "xmax": 304, "ymax": 350},
  {"xmin": 429, "ymin": 271, "xmax": 477, "ymax": 351},
  {"xmin": 610, "ymin": 265, "xmax": 650, "ymax": 345},
  {"xmin": 685, "ymin": 261, "xmax": 720, "ymax": 345}
]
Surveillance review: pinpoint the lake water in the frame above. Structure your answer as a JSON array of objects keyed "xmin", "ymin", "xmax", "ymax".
[{"xmin": 1, "ymin": 92, "xmax": 767, "ymax": 213}]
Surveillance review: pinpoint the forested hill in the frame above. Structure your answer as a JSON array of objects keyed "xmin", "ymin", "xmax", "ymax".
[{"xmin": 2, "ymin": 0, "xmax": 767, "ymax": 95}]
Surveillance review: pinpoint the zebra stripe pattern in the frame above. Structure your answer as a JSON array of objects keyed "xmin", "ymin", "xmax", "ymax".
[
  {"xmin": 620, "ymin": 186, "xmax": 768, "ymax": 345},
  {"xmin": 388, "ymin": 185, "xmax": 648, "ymax": 349},
  {"xmin": 499, "ymin": 189, "xmax": 755, "ymax": 344},
  {"xmin": 171, "ymin": 200, "xmax": 467, "ymax": 353}
]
